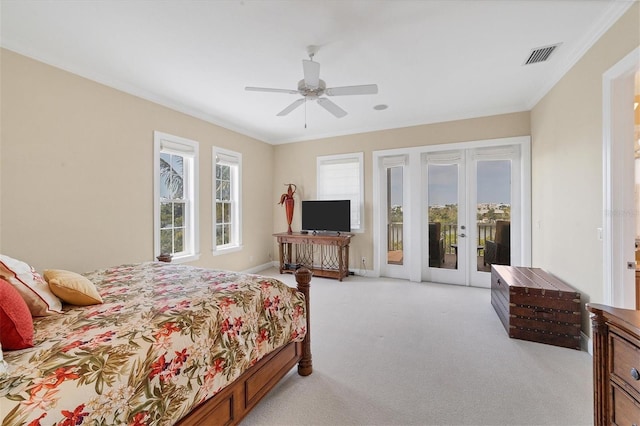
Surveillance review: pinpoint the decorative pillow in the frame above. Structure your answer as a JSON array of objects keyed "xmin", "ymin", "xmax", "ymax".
[
  {"xmin": 0, "ymin": 254, "xmax": 62, "ymax": 316},
  {"xmin": 43, "ymin": 269, "xmax": 103, "ymax": 306},
  {"xmin": 0, "ymin": 277, "xmax": 34, "ymax": 350}
]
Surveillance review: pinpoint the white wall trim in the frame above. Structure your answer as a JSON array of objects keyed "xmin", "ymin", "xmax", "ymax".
[
  {"xmin": 602, "ymin": 46, "xmax": 640, "ymax": 307},
  {"xmin": 242, "ymin": 261, "xmax": 276, "ymax": 275},
  {"xmin": 526, "ymin": 1, "xmax": 634, "ymax": 110},
  {"xmin": 582, "ymin": 331, "xmax": 592, "ymax": 355}
]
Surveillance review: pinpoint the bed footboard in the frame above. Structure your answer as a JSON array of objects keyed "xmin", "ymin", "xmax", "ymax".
[{"xmin": 177, "ymin": 268, "xmax": 312, "ymax": 425}]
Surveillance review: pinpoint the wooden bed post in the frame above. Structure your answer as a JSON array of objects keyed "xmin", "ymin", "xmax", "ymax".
[{"xmin": 295, "ymin": 267, "xmax": 313, "ymax": 376}]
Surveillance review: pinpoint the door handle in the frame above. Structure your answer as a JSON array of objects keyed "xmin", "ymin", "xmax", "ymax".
[{"xmin": 458, "ymin": 233, "xmax": 466, "ymax": 238}]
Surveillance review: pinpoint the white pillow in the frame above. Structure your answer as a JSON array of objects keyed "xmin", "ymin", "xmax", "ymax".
[
  {"xmin": 0, "ymin": 343, "xmax": 7, "ymax": 378},
  {"xmin": 0, "ymin": 254, "xmax": 63, "ymax": 316}
]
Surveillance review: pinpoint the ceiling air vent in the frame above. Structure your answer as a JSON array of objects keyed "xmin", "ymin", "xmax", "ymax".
[{"xmin": 524, "ymin": 43, "xmax": 561, "ymax": 65}]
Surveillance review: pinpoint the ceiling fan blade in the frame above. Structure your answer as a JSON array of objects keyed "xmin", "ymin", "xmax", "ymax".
[
  {"xmin": 325, "ymin": 84, "xmax": 378, "ymax": 96},
  {"xmin": 245, "ymin": 86, "xmax": 299, "ymax": 95},
  {"xmin": 317, "ymin": 98, "xmax": 347, "ymax": 118},
  {"xmin": 277, "ymin": 98, "xmax": 305, "ymax": 116},
  {"xmin": 302, "ymin": 59, "xmax": 320, "ymax": 88}
]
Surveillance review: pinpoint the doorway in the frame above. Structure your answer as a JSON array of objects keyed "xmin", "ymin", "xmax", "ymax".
[
  {"xmin": 374, "ymin": 136, "xmax": 530, "ymax": 287},
  {"xmin": 603, "ymin": 47, "xmax": 639, "ymax": 309}
]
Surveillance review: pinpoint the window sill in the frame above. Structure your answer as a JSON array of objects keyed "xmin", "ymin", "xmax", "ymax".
[
  {"xmin": 212, "ymin": 245, "xmax": 243, "ymax": 256},
  {"xmin": 168, "ymin": 253, "xmax": 201, "ymax": 264}
]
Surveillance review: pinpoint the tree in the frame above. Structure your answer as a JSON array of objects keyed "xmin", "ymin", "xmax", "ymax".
[
  {"xmin": 390, "ymin": 205, "xmax": 403, "ymax": 223},
  {"xmin": 160, "ymin": 156, "xmax": 183, "ymax": 199}
]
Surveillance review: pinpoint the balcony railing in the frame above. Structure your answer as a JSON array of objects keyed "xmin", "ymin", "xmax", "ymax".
[{"xmin": 387, "ymin": 222, "xmax": 498, "ymax": 255}]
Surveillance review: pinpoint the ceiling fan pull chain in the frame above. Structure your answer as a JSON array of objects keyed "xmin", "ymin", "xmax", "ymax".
[{"xmin": 304, "ymin": 98, "xmax": 307, "ymax": 129}]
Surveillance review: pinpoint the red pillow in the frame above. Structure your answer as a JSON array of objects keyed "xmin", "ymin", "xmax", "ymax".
[{"xmin": 0, "ymin": 277, "xmax": 34, "ymax": 350}]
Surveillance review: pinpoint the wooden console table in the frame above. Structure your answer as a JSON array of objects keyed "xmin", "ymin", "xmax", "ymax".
[{"xmin": 273, "ymin": 232, "xmax": 352, "ymax": 281}]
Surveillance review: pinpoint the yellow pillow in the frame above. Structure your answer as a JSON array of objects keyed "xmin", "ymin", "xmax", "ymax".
[{"xmin": 43, "ymin": 269, "xmax": 103, "ymax": 306}]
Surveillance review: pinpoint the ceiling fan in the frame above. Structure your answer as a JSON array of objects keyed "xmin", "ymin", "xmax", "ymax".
[{"xmin": 245, "ymin": 46, "xmax": 378, "ymax": 118}]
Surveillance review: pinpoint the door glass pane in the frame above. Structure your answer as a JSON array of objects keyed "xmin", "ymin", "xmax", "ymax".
[
  {"xmin": 477, "ymin": 160, "xmax": 511, "ymax": 271},
  {"xmin": 428, "ymin": 164, "xmax": 458, "ymax": 269},
  {"xmin": 387, "ymin": 167, "xmax": 403, "ymax": 265}
]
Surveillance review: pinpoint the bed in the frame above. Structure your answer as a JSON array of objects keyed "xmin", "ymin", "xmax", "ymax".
[{"xmin": 0, "ymin": 261, "xmax": 312, "ymax": 426}]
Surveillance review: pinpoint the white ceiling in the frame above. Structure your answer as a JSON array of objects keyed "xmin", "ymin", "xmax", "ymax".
[{"xmin": 0, "ymin": 0, "xmax": 634, "ymax": 144}]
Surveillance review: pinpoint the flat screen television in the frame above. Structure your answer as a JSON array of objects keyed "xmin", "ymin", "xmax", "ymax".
[{"xmin": 301, "ymin": 200, "xmax": 351, "ymax": 233}]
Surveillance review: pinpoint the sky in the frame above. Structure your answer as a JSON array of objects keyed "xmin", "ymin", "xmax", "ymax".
[{"xmin": 390, "ymin": 160, "xmax": 511, "ymax": 206}]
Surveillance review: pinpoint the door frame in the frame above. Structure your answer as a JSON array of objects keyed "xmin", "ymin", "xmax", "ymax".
[
  {"xmin": 603, "ymin": 46, "xmax": 639, "ymax": 308},
  {"xmin": 372, "ymin": 136, "xmax": 532, "ymax": 284}
]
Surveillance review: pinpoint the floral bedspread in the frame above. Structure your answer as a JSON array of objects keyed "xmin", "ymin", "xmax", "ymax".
[{"xmin": 0, "ymin": 262, "xmax": 306, "ymax": 426}]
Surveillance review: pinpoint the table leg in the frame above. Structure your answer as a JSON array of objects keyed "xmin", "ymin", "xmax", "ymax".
[
  {"xmin": 344, "ymin": 244, "xmax": 349, "ymax": 280},
  {"xmin": 278, "ymin": 242, "xmax": 284, "ymax": 273},
  {"xmin": 338, "ymin": 245, "xmax": 344, "ymax": 281}
]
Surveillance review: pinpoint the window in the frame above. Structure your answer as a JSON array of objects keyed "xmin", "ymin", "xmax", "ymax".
[
  {"xmin": 154, "ymin": 131, "xmax": 199, "ymax": 262},
  {"xmin": 213, "ymin": 147, "xmax": 242, "ymax": 253},
  {"xmin": 317, "ymin": 152, "xmax": 364, "ymax": 232}
]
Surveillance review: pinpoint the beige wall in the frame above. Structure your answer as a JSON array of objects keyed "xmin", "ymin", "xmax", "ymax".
[
  {"xmin": 1, "ymin": 46, "xmax": 531, "ymax": 278},
  {"xmin": 531, "ymin": 3, "xmax": 639, "ymax": 331},
  {"xmin": 272, "ymin": 112, "xmax": 531, "ymax": 268},
  {"xmin": 0, "ymin": 49, "xmax": 275, "ymax": 273}
]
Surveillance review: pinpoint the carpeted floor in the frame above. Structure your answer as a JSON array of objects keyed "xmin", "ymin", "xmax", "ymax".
[{"xmin": 242, "ymin": 269, "xmax": 593, "ymax": 425}]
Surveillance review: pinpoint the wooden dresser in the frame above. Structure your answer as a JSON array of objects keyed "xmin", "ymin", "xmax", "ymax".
[{"xmin": 586, "ymin": 303, "xmax": 640, "ymax": 425}]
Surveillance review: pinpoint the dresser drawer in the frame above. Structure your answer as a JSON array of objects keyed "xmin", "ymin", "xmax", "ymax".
[
  {"xmin": 610, "ymin": 332, "xmax": 640, "ymax": 396},
  {"xmin": 587, "ymin": 304, "xmax": 640, "ymax": 426},
  {"xmin": 611, "ymin": 383, "xmax": 640, "ymax": 426}
]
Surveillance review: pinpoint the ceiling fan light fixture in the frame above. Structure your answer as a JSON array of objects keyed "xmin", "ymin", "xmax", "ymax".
[{"xmin": 245, "ymin": 48, "xmax": 378, "ymax": 119}]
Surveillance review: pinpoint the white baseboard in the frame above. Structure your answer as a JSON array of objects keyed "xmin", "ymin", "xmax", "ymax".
[
  {"xmin": 351, "ymin": 268, "xmax": 374, "ymax": 277},
  {"xmin": 581, "ymin": 331, "xmax": 592, "ymax": 355},
  {"xmin": 242, "ymin": 262, "xmax": 275, "ymax": 274}
]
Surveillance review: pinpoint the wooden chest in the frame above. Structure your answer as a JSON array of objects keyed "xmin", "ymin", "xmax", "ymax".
[{"xmin": 491, "ymin": 265, "xmax": 581, "ymax": 350}]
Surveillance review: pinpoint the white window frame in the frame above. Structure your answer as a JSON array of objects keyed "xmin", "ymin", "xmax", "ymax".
[
  {"xmin": 213, "ymin": 147, "xmax": 242, "ymax": 255},
  {"xmin": 153, "ymin": 131, "xmax": 200, "ymax": 263},
  {"xmin": 317, "ymin": 152, "xmax": 364, "ymax": 232}
]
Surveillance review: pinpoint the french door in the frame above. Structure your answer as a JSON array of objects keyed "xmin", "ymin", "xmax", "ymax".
[
  {"xmin": 424, "ymin": 146, "xmax": 521, "ymax": 287},
  {"xmin": 375, "ymin": 137, "xmax": 529, "ymax": 288}
]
